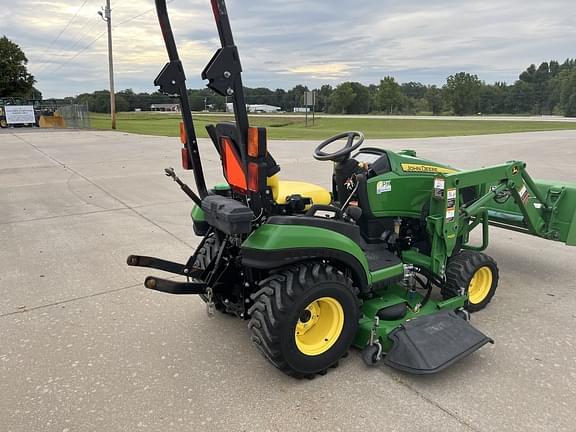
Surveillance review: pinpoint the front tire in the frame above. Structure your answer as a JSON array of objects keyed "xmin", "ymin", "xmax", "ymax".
[
  {"xmin": 248, "ymin": 263, "xmax": 359, "ymax": 378},
  {"xmin": 443, "ymin": 251, "xmax": 499, "ymax": 312}
]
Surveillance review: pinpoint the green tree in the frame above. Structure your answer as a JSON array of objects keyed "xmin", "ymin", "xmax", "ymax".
[
  {"xmin": 0, "ymin": 36, "xmax": 36, "ymax": 98},
  {"xmin": 375, "ymin": 76, "xmax": 403, "ymax": 113},
  {"xmin": 328, "ymin": 82, "xmax": 356, "ymax": 114},
  {"xmin": 115, "ymin": 93, "xmax": 130, "ymax": 112},
  {"xmin": 327, "ymin": 82, "xmax": 371, "ymax": 114},
  {"xmin": 348, "ymin": 82, "xmax": 371, "ymax": 114},
  {"xmin": 479, "ymin": 82, "xmax": 510, "ymax": 114},
  {"xmin": 425, "ymin": 85, "xmax": 444, "ymax": 115},
  {"xmin": 401, "ymin": 82, "xmax": 427, "ymax": 99},
  {"xmin": 558, "ymin": 68, "xmax": 576, "ymax": 117},
  {"xmin": 315, "ymin": 84, "xmax": 333, "ymax": 112},
  {"xmin": 287, "ymin": 85, "xmax": 309, "ymax": 111},
  {"xmin": 444, "ymin": 72, "xmax": 483, "ymax": 115}
]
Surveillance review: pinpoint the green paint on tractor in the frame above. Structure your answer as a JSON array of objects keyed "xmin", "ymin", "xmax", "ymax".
[{"xmin": 128, "ymin": 0, "xmax": 576, "ymax": 379}]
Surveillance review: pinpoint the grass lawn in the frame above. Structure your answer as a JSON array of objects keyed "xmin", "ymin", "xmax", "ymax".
[{"xmin": 91, "ymin": 112, "xmax": 576, "ymax": 140}]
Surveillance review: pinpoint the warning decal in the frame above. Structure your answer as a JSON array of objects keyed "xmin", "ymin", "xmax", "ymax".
[
  {"xmin": 377, "ymin": 180, "xmax": 392, "ymax": 194},
  {"xmin": 519, "ymin": 185, "xmax": 530, "ymax": 204}
]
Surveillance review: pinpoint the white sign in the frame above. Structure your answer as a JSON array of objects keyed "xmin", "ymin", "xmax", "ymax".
[
  {"xmin": 304, "ymin": 91, "xmax": 316, "ymax": 107},
  {"xmin": 5, "ymin": 105, "xmax": 36, "ymax": 124}
]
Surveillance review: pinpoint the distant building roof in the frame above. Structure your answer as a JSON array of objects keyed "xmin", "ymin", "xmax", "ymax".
[
  {"xmin": 226, "ymin": 103, "xmax": 281, "ymax": 112},
  {"xmin": 151, "ymin": 103, "xmax": 180, "ymax": 109}
]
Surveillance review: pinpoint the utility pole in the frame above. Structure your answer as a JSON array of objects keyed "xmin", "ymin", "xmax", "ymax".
[{"xmin": 99, "ymin": 1, "xmax": 116, "ymax": 129}]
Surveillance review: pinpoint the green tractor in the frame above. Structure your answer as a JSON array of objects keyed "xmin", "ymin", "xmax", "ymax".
[{"xmin": 129, "ymin": 0, "xmax": 576, "ymax": 378}]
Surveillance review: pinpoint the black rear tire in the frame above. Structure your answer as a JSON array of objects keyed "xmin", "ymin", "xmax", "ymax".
[
  {"xmin": 442, "ymin": 251, "xmax": 499, "ymax": 312},
  {"xmin": 248, "ymin": 262, "xmax": 359, "ymax": 378}
]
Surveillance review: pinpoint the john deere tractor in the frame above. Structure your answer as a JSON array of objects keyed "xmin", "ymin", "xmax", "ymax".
[{"xmin": 128, "ymin": 0, "xmax": 576, "ymax": 378}]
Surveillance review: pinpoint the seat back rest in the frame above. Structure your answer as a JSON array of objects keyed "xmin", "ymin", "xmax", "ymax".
[
  {"xmin": 213, "ymin": 122, "xmax": 264, "ymax": 195},
  {"xmin": 213, "ymin": 123, "xmax": 280, "ymax": 198}
]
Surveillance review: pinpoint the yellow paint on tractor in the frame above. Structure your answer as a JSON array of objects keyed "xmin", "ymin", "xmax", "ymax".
[
  {"xmin": 468, "ymin": 266, "xmax": 493, "ymax": 304},
  {"xmin": 267, "ymin": 174, "xmax": 331, "ymax": 207},
  {"xmin": 295, "ymin": 297, "xmax": 344, "ymax": 356}
]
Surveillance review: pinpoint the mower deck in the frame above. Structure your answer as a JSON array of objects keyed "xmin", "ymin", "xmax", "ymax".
[
  {"xmin": 355, "ymin": 284, "xmax": 467, "ymax": 350},
  {"xmin": 383, "ymin": 310, "xmax": 493, "ymax": 374},
  {"xmin": 353, "ymin": 284, "xmax": 493, "ymax": 372}
]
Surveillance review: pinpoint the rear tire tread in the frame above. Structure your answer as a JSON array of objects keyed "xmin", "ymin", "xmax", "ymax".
[{"xmin": 248, "ymin": 262, "xmax": 358, "ymax": 378}]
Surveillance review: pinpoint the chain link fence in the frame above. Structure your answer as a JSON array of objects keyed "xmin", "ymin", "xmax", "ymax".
[
  {"xmin": 36, "ymin": 102, "xmax": 91, "ymax": 129},
  {"xmin": 0, "ymin": 101, "xmax": 91, "ymax": 130},
  {"xmin": 56, "ymin": 103, "xmax": 91, "ymax": 129}
]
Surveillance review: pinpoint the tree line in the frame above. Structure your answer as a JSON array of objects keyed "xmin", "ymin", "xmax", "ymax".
[
  {"xmin": 2, "ymin": 35, "xmax": 575, "ymax": 117},
  {"xmin": 62, "ymin": 59, "xmax": 576, "ymax": 117}
]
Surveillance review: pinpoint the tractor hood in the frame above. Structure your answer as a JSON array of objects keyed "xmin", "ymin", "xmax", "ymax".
[{"xmin": 386, "ymin": 150, "xmax": 459, "ymax": 177}]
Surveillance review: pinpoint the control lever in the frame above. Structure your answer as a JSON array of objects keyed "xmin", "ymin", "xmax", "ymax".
[{"xmin": 165, "ymin": 167, "xmax": 202, "ymax": 207}]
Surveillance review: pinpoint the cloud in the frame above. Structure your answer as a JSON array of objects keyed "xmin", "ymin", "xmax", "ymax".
[{"xmin": 1, "ymin": 0, "xmax": 575, "ymax": 98}]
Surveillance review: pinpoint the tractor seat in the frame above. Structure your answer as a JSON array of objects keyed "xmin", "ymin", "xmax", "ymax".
[{"xmin": 267, "ymin": 174, "xmax": 331, "ymax": 207}]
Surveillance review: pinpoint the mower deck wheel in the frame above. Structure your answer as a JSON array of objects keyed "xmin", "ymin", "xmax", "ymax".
[
  {"xmin": 361, "ymin": 344, "xmax": 381, "ymax": 367},
  {"xmin": 248, "ymin": 262, "xmax": 359, "ymax": 378}
]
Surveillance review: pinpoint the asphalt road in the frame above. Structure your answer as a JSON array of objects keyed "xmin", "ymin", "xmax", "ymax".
[{"xmin": 1, "ymin": 128, "xmax": 575, "ymax": 432}]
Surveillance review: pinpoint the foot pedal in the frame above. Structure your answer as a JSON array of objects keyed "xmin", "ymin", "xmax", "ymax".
[{"xmin": 383, "ymin": 310, "xmax": 493, "ymax": 375}]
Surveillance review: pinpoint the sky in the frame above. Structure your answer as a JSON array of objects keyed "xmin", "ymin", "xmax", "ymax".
[{"xmin": 2, "ymin": 0, "xmax": 575, "ymax": 98}]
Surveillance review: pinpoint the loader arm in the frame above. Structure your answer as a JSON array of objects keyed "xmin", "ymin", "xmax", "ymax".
[{"xmin": 403, "ymin": 160, "xmax": 576, "ymax": 276}]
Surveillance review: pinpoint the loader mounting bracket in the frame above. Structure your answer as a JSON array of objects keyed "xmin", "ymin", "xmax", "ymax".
[
  {"xmin": 202, "ymin": 46, "xmax": 242, "ymax": 97},
  {"xmin": 154, "ymin": 60, "xmax": 187, "ymax": 96}
]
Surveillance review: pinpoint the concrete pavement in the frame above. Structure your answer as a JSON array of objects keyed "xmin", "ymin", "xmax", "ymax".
[{"xmin": 1, "ymin": 128, "xmax": 575, "ymax": 431}]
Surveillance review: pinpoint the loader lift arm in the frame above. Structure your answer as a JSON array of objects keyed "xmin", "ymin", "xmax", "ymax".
[{"xmin": 403, "ymin": 160, "xmax": 576, "ymax": 276}]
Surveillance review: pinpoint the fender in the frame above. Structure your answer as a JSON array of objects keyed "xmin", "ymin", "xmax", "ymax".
[{"xmin": 241, "ymin": 222, "xmax": 371, "ymax": 291}]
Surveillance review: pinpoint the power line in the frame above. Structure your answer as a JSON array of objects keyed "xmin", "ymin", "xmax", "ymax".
[
  {"xmin": 35, "ymin": 0, "xmax": 93, "ymax": 70},
  {"xmin": 38, "ymin": 0, "xmax": 176, "ymax": 78},
  {"xmin": 48, "ymin": 32, "xmax": 106, "ymax": 74},
  {"xmin": 115, "ymin": 0, "xmax": 175, "ymax": 26},
  {"xmin": 35, "ymin": 18, "xmax": 103, "ymax": 75}
]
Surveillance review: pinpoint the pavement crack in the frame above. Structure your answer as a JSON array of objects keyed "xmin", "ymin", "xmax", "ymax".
[
  {"xmin": 0, "ymin": 200, "xmax": 190, "ymax": 226},
  {"xmin": 11, "ymin": 133, "xmax": 193, "ymax": 248},
  {"xmin": 0, "ymin": 207, "xmax": 125, "ymax": 226},
  {"xmin": 389, "ymin": 374, "xmax": 483, "ymax": 432},
  {"xmin": 0, "ymin": 283, "xmax": 141, "ymax": 319}
]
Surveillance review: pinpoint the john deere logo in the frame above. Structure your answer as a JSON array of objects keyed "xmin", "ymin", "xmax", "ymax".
[
  {"xmin": 512, "ymin": 166, "xmax": 519, "ymax": 175},
  {"xmin": 401, "ymin": 163, "xmax": 457, "ymax": 175}
]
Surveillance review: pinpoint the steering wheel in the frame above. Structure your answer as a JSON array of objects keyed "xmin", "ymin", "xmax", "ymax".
[{"xmin": 313, "ymin": 131, "xmax": 365, "ymax": 162}]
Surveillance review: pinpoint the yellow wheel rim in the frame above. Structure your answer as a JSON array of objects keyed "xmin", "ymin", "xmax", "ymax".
[
  {"xmin": 468, "ymin": 266, "xmax": 493, "ymax": 304},
  {"xmin": 295, "ymin": 297, "xmax": 344, "ymax": 356}
]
